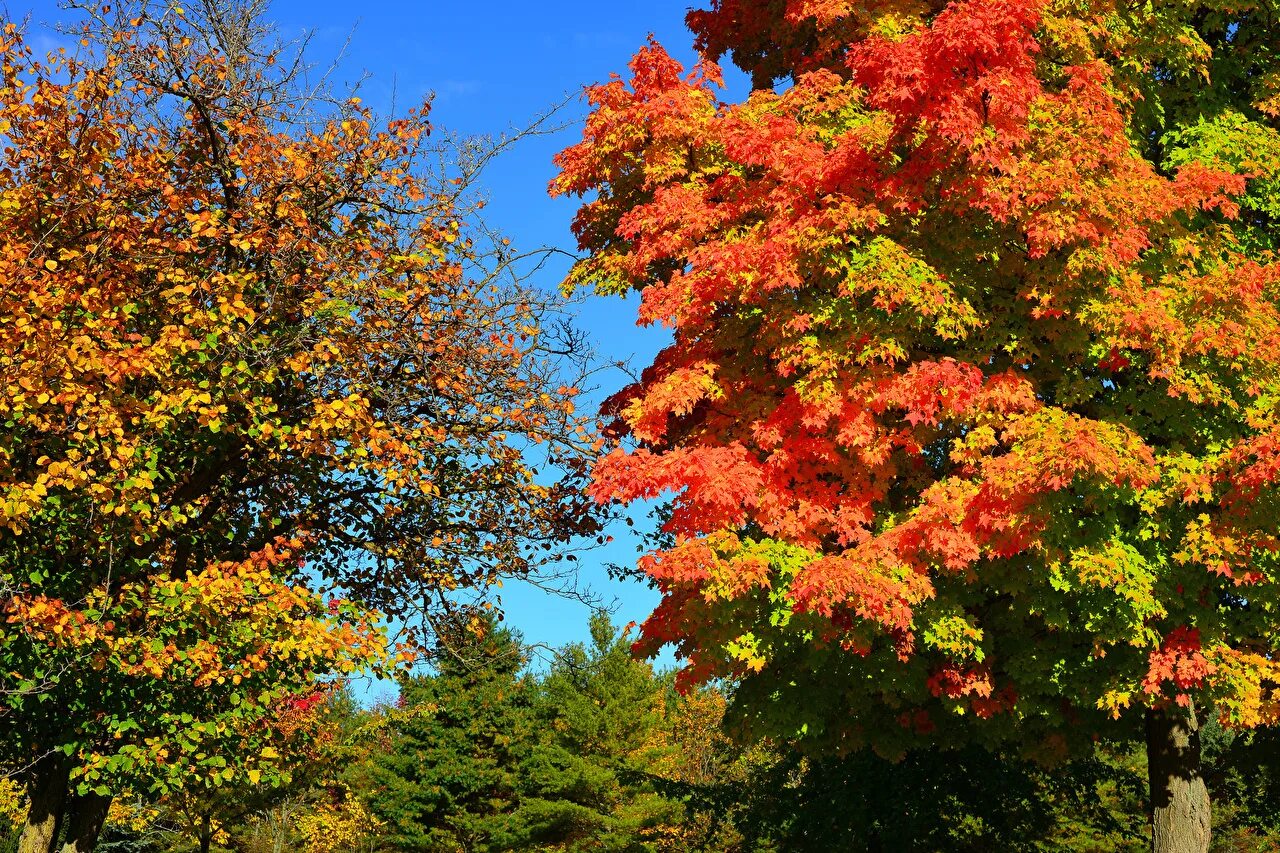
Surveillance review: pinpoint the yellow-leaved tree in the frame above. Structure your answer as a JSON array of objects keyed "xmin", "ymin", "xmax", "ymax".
[{"xmin": 0, "ymin": 3, "xmax": 603, "ymax": 851}]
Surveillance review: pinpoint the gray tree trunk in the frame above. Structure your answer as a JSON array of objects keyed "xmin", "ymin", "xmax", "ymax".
[
  {"xmin": 17, "ymin": 755, "xmax": 68, "ymax": 853},
  {"xmin": 1147, "ymin": 703, "xmax": 1212, "ymax": 853}
]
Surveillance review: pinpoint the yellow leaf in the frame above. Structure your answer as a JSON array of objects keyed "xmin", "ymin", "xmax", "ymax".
[{"xmin": 43, "ymin": 260, "xmax": 57, "ymax": 271}]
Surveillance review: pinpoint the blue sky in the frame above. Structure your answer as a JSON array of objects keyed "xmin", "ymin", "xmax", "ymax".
[{"xmin": 22, "ymin": 0, "xmax": 747, "ymax": 677}]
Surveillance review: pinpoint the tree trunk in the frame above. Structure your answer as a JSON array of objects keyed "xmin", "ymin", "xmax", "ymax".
[
  {"xmin": 17, "ymin": 754, "xmax": 69, "ymax": 853},
  {"xmin": 1147, "ymin": 703, "xmax": 1212, "ymax": 853},
  {"xmin": 58, "ymin": 790, "xmax": 112, "ymax": 853},
  {"xmin": 199, "ymin": 813, "xmax": 213, "ymax": 853}
]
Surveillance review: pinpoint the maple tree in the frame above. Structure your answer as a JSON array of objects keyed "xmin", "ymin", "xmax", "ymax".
[
  {"xmin": 0, "ymin": 1, "xmax": 601, "ymax": 850},
  {"xmin": 554, "ymin": 1, "xmax": 1280, "ymax": 850}
]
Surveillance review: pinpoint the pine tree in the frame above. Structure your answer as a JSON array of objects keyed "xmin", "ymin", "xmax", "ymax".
[{"xmin": 368, "ymin": 621, "xmax": 538, "ymax": 852}]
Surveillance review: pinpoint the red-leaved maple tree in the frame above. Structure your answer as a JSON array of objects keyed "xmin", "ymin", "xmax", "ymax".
[{"xmin": 554, "ymin": 1, "xmax": 1280, "ymax": 849}]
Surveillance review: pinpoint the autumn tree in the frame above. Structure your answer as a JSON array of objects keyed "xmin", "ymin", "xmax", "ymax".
[
  {"xmin": 149, "ymin": 687, "xmax": 350, "ymax": 853},
  {"xmin": 0, "ymin": 2, "xmax": 601, "ymax": 850},
  {"xmin": 554, "ymin": 1, "xmax": 1280, "ymax": 851}
]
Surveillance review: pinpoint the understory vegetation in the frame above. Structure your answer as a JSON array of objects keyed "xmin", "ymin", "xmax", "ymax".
[{"xmin": 5, "ymin": 614, "xmax": 1278, "ymax": 852}]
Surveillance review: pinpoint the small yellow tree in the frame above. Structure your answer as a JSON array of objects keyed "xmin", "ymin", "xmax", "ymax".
[{"xmin": 296, "ymin": 792, "xmax": 385, "ymax": 853}]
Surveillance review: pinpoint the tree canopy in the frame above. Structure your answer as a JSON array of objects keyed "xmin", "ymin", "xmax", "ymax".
[
  {"xmin": 6, "ymin": 0, "xmax": 1280, "ymax": 850},
  {"xmin": 0, "ymin": 2, "xmax": 602, "ymax": 850},
  {"xmin": 553, "ymin": 0, "xmax": 1280, "ymax": 848}
]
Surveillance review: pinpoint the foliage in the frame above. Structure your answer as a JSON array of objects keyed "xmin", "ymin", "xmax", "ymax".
[
  {"xmin": 523, "ymin": 612, "xmax": 694, "ymax": 851},
  {"xmin": 739, "ymin": 745, "xmax": 1143, "ymax": 852},
  {"xmin": 0, "ymin": 779, "xmax": 19, "ymax": 852},
  {"xmin": 8, "ymin": 544, "xmax": 384, "ymax": 799},
  {"xmin": 365, "ymin": 619, "xmax": 543, "ymax": 852},
  {"xmin": 0, "ymin": 0, "xmax": 601, "ymax": 845},
  {"xmin": 554, "ymin": 0, "xmax": 1280, "ymax": 769},
  {"xmin": 145, "ymin": 687, "xmax": 352, "ymax": 853},
  {"xmin": 361, "ymin": 615, "xmax": 744, "ymax": 852},
  {"xmin": 6, "ymin": 614, "xmax": 1276, "ymax": 852},
  {"xmin": 295, "ymin": 792, "xmax": 384, "ymax": 853},
  {"xmin": 0, "ymin": 780, "xmax": 19, "ymax": 830},
  {"xmin": 1200, "ymin": 720, "xmax": 1280, "ymax": 850}
]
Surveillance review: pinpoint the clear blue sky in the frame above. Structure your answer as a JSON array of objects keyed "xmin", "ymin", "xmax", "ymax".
[{"xmin": 22, "ymin": 0, "xmax": 749, "ymax": 676}]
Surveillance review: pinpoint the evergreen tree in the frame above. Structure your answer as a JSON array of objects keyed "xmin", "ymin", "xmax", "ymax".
[
  {"xmin": 521, "ymin": 613, "xmax": 683, "ymax": 851},
  {"xmin": 367, "ymin": 620, "xmax": 539, "ymax": 852}
]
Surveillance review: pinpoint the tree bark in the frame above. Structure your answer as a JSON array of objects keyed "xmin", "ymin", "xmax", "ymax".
[
  {"xmin": 199, "ymin": 813, "xmax": 214, "ymax": 853},
  {"xmin": 1147, "ymin": 702, "xmax": 1212, "ymax": 853},
  {"xmin": 17, "ymin": 754, "xmax": 69, "ymax": 853},
  {"xmin": 58, "ymin": 790, "xmax": 112, "ymax": 853}
]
